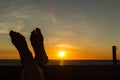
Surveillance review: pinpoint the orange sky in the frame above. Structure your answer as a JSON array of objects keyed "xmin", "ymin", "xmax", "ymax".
[
  {"xmin": 0, "ymin": 44, "xmax": 118, "ymax": 60},
  {"xmin": 1, "ymin": 0, "xmax": 120, "ymax": 60}
]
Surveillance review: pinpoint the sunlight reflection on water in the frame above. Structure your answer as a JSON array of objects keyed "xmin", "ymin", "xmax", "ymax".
[{"xmin": 59, "ymin": 60, "xmax": 64, "ymax": 65}]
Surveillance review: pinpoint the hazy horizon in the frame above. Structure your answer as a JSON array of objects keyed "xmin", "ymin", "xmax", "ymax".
[{"xmin": 1, "ymin": 59, "xmax": 120, "ymax": 66}]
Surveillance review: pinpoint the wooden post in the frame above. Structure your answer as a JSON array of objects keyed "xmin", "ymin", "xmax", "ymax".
[{"xmin": 112, "ymin": 46, "xmax": 117, "ymax": 65}]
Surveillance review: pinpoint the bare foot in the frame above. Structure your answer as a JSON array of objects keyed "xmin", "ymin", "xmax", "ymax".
[
  {"xmin": 30, "ymin": 28, "xmax": 48, "ymax": 66},
  {"xmin": 9, "ymin": 30, "xmax": 33, "ymax": 64}
]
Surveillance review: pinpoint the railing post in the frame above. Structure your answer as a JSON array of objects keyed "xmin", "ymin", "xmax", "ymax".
[{"xmin": 112, "ymin": 46, "xmax": 117, "ymax": 65}]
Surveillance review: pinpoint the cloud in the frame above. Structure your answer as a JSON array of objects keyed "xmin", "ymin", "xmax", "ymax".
[
  {"xmin": 0, "ymin": 30, "xmax": 8, "ymax": 34},
  {"xmin": 0, "ymin": 0, "xmax": 51, "ymax": 35},
  {"xmin": 0, "ymin": 22, "xmax": 24, "ymax": 34}
]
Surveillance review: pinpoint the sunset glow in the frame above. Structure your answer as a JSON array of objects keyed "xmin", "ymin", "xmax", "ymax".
[
  {"xmin": 58, "ymin": 51, "xmax": 65, "ymax": 58},
  {"xmin": 0, "ymin": 0, "xmax": 120, "ymax": 60}
]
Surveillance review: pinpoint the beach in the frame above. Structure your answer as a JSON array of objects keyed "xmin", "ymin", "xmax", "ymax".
[
  {"xmin": 1, "ymin": 0, "xmax": 120, "ymax": 79},
  {"xmin": 0, "ymin": 60, "xmax": 120, "ymax": 80}
]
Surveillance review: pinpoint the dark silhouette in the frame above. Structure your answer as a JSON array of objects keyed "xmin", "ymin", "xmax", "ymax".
[
  {"xmin": 30, "ymin": 28, "xmax": 48, "ymax": 66},
  {"xmin": 112, "ymin": 46, "xmax": 117, "ymax": 65},
  {"xmin": 9, "ymin": 28, "xmax": 48, "ymax": 80}
]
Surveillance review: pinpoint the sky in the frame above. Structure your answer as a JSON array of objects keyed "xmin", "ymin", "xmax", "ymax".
[{"xmin": 0, "ymin": 0, "xmax": 120, "ymax": 60}]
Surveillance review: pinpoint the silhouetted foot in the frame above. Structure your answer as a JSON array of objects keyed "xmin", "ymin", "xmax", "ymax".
[
  {"xmin": 30, "ymin": 28, "xmax": 48, "ymax": 66},
  {"xmin": 9, "ymin": 30, "xmax": 33, "ymax": 64}
]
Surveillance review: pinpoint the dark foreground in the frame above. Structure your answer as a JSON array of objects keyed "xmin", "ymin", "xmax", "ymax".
[{"xmin": 0, "ymin": 65, "xmax": 120, "ymax": 80}]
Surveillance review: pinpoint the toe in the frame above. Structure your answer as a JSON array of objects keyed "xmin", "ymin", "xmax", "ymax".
[
  {"xmin": 32, "ymin": 30, "xmax": 36, "ymax": 36},
  {"xmin": 36, "ymin": 28, "xmax": 43, "ymax": 39},
  {"xmin": 30, "ymin": 30, "xmax": 36, "ymax": 40},
  {"xmin": 36, "ymin": 28, "xmax": 41, "ymax": 34},
  {"xmin": 9, "ymin": 30, "xmax": 14, "ymax": 37}
]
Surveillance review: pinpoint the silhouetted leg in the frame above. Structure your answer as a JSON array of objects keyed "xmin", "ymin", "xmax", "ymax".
[
  {"xmin": 30, "ymin": 28, "xmax": 48, "ymax": 66},
  {"xmin": 20, "ymin": 59, "xmax": 45, "ymax": 80},
  {"xmin": 9, "ymin": 30, "xmax": 32, "ymax": 64},
  {"xmin": 9, "ymin": 31, "xmax": 45, "ymax": 80}
]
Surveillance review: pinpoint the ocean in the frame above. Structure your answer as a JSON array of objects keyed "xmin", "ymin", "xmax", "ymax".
[
  {"xmin": 0, "ymin": 60, "xmax": 120, "ymax": 66},
  {"xmin": 1, "ymin": 60, "xmax": 120, "ymax": 80}
]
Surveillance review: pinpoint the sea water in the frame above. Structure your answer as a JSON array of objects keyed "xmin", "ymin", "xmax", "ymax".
[{"xmin": 0, "ymin": 60, "xmax": 120, "ymax": 66}]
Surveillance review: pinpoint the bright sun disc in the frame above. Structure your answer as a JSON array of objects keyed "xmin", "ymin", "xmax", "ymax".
[{"xmin": 58, "ymin": 51, "xmax": 65, "ymax": 58}]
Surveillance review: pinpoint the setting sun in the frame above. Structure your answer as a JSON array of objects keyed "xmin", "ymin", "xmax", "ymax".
[{"xmin": 58, "ymin": 51, "xmax": 65, "ymax": 58}]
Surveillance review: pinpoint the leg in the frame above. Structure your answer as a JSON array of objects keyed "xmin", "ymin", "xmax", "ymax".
[
  {"xmin": 9, "ymin": 31, "xmax": 45, "ymax": 80},
  {"xmin": 9, "ymin": 30, "xmax": 32, "ymax": 64},
  {"xmin": 30, "ymin": 28, "xmax": 48, "ymax": 66},
  {"xmin": 20, "ymin": 60, "xmax": 45, "ymax": 80}
]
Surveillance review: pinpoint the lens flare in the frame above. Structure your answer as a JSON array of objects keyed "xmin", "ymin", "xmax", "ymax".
[{"xmin": 47, "ymin": 0, "xmax": 56, "ymax": 23}]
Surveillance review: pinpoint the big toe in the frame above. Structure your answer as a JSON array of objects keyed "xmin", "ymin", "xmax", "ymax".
[
  {"xmin": 36, "ymin": 28, "xmax": 42, "ymax": 34},
  {"xmin": 35, "ymin": 28, "xmax": 43, "ymax": 39},
  {"xmin": 9, "ymin": 30, "xmax": 14, "ymax": 37}
]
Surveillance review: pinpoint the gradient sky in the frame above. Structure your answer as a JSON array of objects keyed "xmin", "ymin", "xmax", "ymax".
[{"xmin": 0, "ymin": 0, "xmax": 120, "ymax": 60}]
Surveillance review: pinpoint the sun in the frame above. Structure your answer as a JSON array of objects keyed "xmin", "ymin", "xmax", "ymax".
[{"xmin": 58, "ymin": 51, "xmax": 65, "ymax": 58}]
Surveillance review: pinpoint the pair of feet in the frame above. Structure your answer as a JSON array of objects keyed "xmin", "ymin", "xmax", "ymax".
[{"xmin": 9, "ymin": 28, "xmax": 48, "ymax": 66}]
